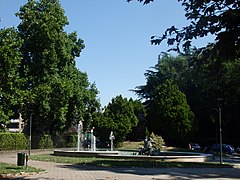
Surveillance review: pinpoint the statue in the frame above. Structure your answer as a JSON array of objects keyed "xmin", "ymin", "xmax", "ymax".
[
  {"xmin": 139, "ymin": 136, "xmax": 160, "ymax": 156},
  {"xmin": 109, "ymin": 131, "xmax": 115, "ymax": 151}
]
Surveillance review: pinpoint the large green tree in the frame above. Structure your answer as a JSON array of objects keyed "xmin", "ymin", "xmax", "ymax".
[
  {"xmin": 135, "ymin": 51, "xmax": 240, "ymax": 145},
  {"xmin": 0, "ymin": 28, "xmax": 24, "ymax": 130},
  {"xmin": 145, "ymin": 80, "xmax": 194, "ymax": 146},
  {"xmin": 93, "ymin": 95, "xmax": 142, "ymax": 145},
  {"xmin": 14, "ymin": 0, "xmax": 99, "ymax": 135},
  {"xmin": 129, "ymin": 0, "xmax": 240, "ymax": 145},
  {"xmin": 189, "ymin": 49, "xmax": 240, "ymax": 144}
]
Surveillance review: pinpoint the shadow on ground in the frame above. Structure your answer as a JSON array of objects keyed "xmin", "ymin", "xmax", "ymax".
[{"xmin": 57, "ymin": 163, "xmax": 240, "ymax": 179}]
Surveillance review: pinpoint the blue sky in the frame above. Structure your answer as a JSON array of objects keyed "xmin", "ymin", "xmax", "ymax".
[{"xmin": 0, "ymin": 0, "xmax": 213, "ymax": 106}]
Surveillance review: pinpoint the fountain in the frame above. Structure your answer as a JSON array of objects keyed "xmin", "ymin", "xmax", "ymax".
[
  {"xmin": 77, "ymin": 120, "xmax": 83, "ymax": 151},
  {"xmin": 138, "ymin": 137, "xmax": 161, "ymax": 156},
  {"xmin": 54, "ymin": 126, "xmax": 212, "ymax": 162},
  {"xmin": 54, "ymin": 124, "xmax": 119, "ymax": 157}
]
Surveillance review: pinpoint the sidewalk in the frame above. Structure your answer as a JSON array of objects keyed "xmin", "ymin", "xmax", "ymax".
[{"xmin": 1, "ymin": 150, "xmax": 240, "ymax": 180}]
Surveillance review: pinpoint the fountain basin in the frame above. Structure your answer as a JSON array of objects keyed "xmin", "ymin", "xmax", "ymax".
[
  {"xmin": 54, "ymin": 149, "xmax": 119, "ymax": 157},
  {"xmin": 53, "ymin": 149, "xmax": 212, "ymax": 162}
]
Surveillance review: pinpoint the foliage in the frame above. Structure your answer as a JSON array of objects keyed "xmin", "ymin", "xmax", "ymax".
[
  {"xmin": 128, "ymin": 0, "xmax": 240, "ymax": 59},
  {"xmin": 188, "ymin": 49, "xmax": 240, "ymax": 142},
  {"xmin": 149, "ymin": 132, "xmax": 165, "ymax": 149},
  {"xmin": 134, "ymin": 49, "xmax": 240, "ymax": 145},
  {"xmin": 128, "ymin": 0, "xmax": 240, "ymax": 144},
  {"xmin": 134, "ymin": 53, "xmax": 191, "ymax": 99},
  {"xmin": 135, "ymin": 54, "xmax": 194, "ymax": 145},
  {"xmin": 65, "ymin": 134, "xmax": 78, "ymax": 148},
  {"xmin": 0, "ymin": 28, "xmax": 24, "ymax": 128},
  {"xmin": 38, "ymin": 135, "xmax": 53, "ymax": 149},
  {"xmin": 0, "ymin": 133, "xmax": 28, "ymax": 151},
  {"xmin": 49, "ymin": 134, "xmax": 78, "ymax": 148},
  {"xmin": 146, "ymin": 80, "xmax": 194, "ymax": 145},
  {"xmin": 93, "ymin": 95, "xmax": 142, "ymax": 144},
  {"xmin": 0, "ymin": 0, "xmax": 102, "ymax": 136}
]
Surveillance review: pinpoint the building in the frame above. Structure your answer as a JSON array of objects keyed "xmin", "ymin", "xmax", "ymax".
[{"xmin": 7, "ymin": 113, "xmax": 24, "ymax": 132}]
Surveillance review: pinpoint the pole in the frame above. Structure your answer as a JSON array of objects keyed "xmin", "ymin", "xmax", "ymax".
[
  {"xmin": 29, "ymin": 111, "xmax": 32, "ymax": 156},
  {"xmin": 219, "ymin": 104, "xmax": 223, "ymax": 164},
  {"xmin": 217, "ymin": 98, "xmax": 223, "ymax": 164}
]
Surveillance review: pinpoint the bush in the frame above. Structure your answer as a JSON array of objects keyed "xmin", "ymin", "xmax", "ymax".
[
  {"xmin": 52, "ymin": 135, "xmax": 66, "ymax": 148},
  {"xmin": 38, "ymin": 135, "xmax": 53, "ymax": 149},
  {"xmin": 150, "ymin": 132, "xmax": 165, "ymax": 149},
  {"xmin": 0, "ymin": 132, "xmax": 28, "ymax": 151},
  {"xmin": 65, "ymin": 135, "xmax": 78, "ymax": 148}
]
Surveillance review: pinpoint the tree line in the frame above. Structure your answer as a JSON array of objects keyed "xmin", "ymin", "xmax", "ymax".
[
  {"xmin": 128, "ymin": 0, "xmax": 240, "ymax": 146},
  {"xmin": 0, "ymin": 0, "xmax": 239, "ymax": 147}
]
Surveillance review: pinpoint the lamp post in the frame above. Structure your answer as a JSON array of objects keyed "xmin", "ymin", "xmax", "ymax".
[
  {"xmin": 217, "ymin": 98, "xmax": 223, "ymax": 164},
  {"xmin": 29, "ymin": 110, "xmax": 33, "ymax": 156}
]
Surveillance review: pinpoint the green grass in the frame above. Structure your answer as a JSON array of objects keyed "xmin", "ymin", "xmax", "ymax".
[
  {"xmin": 0, "ymin": 162, "xmax": 44, "ymax": 176},
  {"xmin": 118, "ymin": 141, "xmax": 144, "ymax": 149},
  {"xmin": 30, "ymin": 154, "xmax": 234, "ymax": 168}
]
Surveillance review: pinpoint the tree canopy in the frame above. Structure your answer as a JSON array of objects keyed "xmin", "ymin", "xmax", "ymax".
[
  {"xmin": 135, "ymin": 55, "xmax": 195, "ymax": 145},
  {"xmin": 0, "ymin": 28, "xmax": 24, "ymax": 128},
  {"xmin": 135, "ymin": 50, "xmax": 240, "ymax": 146},
  {"xmin": 0, "ymin": 0, "xmax": 100, "ymax": 135},
  {"xmin": 93, "ymin": 95, "xmax": 144, "ymax": 145}
]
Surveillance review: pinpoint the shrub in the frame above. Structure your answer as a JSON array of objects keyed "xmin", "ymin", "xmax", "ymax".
[
  {"xmin": 13, "ymin": 133, "xmax": 28, "ymax": 150},
  {"xmin": 65, "ymin": 135, "xmax": 78, "ymax": 148},
  {"xmin": 0, "ymin": 132, "xmax": 28, "ymax": 150},
  {"xmin": 150, "ymin": 132, "xmax": 165, "ymax": 149},
  {"xmin": 52, "ymin": 135, "xmax": 66, "ymax": 148},
  {"xmin": 38, "ymin": 135, "xmax": 53, "ymax": 149}
]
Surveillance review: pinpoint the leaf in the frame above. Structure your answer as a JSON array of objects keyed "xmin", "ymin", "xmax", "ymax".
[
  {"xmin": 151, "ymin": 39, "xmax": 162, "ymax": 45},
  {"xmin": 167, "ymin": 38, "xmax": 175, "ymax": 45}
]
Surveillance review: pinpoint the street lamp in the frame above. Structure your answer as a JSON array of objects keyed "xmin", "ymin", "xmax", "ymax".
[{"xmin": 217, "ymin": 98, "xmax": 223, "ymax": 164}]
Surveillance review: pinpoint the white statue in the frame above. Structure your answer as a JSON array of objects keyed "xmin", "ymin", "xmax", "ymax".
[{"xmin": 109, "ymin": 131, "xmax": 115, "ymax": 151}]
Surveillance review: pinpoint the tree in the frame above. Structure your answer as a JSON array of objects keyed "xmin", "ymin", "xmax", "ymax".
[
  {"xmin": 128, "ymin": 0, "xmax": 240, "ymax": 59},
  {"xmin": 14, "ymin": 0, "xmax": 99, "ymax": 135},
  {"xmin": 93, "ymin": 95, "xmax": 140, "ymax": 145},
  {"xmin": 146, "ymin": 80, "xmax": 194, "ymax": 146},
  {"xmin": 134, "ymin": 53, "xmax": 191, "ymax": 100},
  {"xmin": 127, "ymin": 98, "xmax": 146, "ymax": 140},
  {"xmin": 134, "ymin": 54, "xmax": 195, "ymax": 145},
  {"xmin": 16, "ymin": 0, "xmax": 84, "ymax": 84},
  {"xmin": 189, "ymin": 49, "xmax": 240, "ymax": 143},
  {"xmin": 0, "ymin": 27, "xmax": 24, "ymax": 130}
]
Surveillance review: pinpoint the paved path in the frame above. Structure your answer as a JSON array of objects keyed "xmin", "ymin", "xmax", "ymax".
[{"xmin": 1, "ymin": 150, "xmax": 240, "ymax": 180}]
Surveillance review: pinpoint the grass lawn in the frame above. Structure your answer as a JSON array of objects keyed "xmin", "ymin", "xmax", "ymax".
[
  {"xmin": 0, "ymin": 162, "xmax": 44, "ymax": 178},
  {"xmin": 30, "ymin": 154, "xmax": 234, "ymax": 168}
]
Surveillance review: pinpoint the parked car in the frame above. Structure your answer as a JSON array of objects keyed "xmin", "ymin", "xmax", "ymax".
[
  {"xmin": 190, "ymin": 143, "xmax": 201, "ymax": 151},
  {"xmin": 204, "ymin": 144, "xmax": 235, "ymax": 155}
]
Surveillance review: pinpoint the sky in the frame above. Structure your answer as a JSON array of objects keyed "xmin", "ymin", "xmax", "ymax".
[{"xmin": 0, "ymin": 0, "xmax": 213, "ymax": 107}]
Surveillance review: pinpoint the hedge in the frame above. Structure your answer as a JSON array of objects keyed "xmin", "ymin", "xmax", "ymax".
[
  {"xmin": 38, "ymin": 135, "xmax": 53, "ymax": 149},
  {"xmin": 0, "ymin": 133, "xmax": 79, "ymax": 150},
  {"xmin": 0, "ymin": 132, "xmax": 28, "ymax": 151}
]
